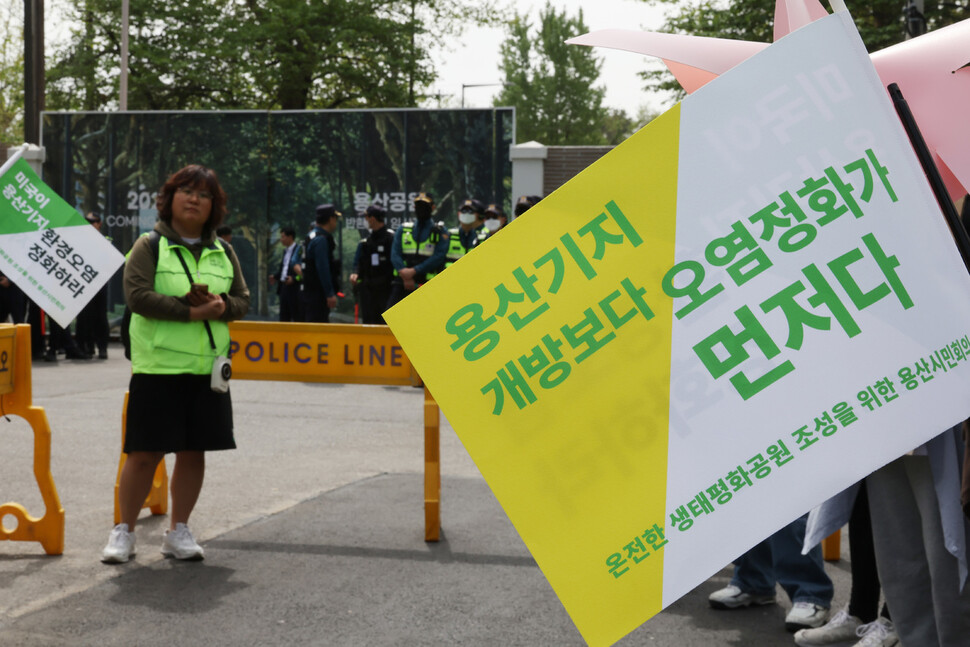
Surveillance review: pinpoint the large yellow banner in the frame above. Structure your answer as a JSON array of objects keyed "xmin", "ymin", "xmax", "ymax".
[{"xmin": 386, "ymin": 107, "xmax": 681, "ymax": 644}]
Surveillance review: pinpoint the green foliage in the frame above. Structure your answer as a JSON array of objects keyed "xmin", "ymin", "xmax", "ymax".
[
  {"xmin": 0, "ymin": 0, "xmax": 23, "ymax": 145},
  {"xmin": 46, "ymin": 0, "xmax": 498, "ymax": 111},
  {"xmin": 641, "ymin": 0, "xmax": 970, "ymax": 100},
  {"xmin": 494, "ymin": 2, "xmax": 628, "ymax": 146}
]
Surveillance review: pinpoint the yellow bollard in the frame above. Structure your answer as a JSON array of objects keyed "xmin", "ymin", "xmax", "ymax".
[
  {"xmin": 0, "ymin": 324, "xmax": 65, "ymax": 555},
  {"xmin": 822, "ymin": 528, "xmax": 841, "ymax": 561},
  {"xmin": 424, "ymin": 385, "xmax": 441, "ymax": 542},
  {"xmin": 113, "ymin": 391, "xmax": 168, "ymax": 525}
]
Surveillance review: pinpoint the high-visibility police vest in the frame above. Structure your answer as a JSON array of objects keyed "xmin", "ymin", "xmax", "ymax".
[
  {"xmin": 398, "ymin": 221, "xmax": 444, "ymax": 282},
  {"xmin": 444, "ymin": 226, "xmax": 489, "ymax": 268},
  {"xmin": 129, "ymin": 236, "xmax": 234, "ymax": 375}
]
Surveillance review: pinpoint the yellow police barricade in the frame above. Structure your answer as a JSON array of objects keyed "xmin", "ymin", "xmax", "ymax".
[
  {"xmin": 116, "ymin": 322, "xmax": 444, "ymax": 541},
  {"xmin": 0, "ymin": 324, "xmax": 65, "ymax": 555}
]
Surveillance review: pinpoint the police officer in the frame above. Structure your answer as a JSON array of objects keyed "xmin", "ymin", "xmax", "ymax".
[
  {"xmin": 445, "ymin": 198, "xmax": 488, "ymax": 269},
  {"xmin": 302, "ymin": 204, "xmax": 342, "ymax": 322},
  {"xmin": 349, "ymin": 204, "xmax": 394, "ymax": 324},
  {"xmin": 483, "ymin": 203, "xmax": 507, "ymax": 236},
  {"xmin": 387, "ymin": 192, "xmax": 449, "ymax": 309},
  {"xmin": 514, "ymin": 194, "xmax": 542, "ymax": 218}
]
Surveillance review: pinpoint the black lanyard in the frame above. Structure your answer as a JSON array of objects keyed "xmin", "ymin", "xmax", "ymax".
[{"xmin": 173, "ymin": 247, "xmax": 217, "ymax": 351}]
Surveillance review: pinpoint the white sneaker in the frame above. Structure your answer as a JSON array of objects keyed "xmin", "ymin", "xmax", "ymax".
[
  {"xmin": 708, "ymin": 584, "xmax": 776, "ymax": 609},
  {"xmin": 853, "ymin": 618, "xmax": 899, "ymax": 647},
  {"xmin": 786, "ymin": 601, "xmax": 830, "ymax": 632},
  {"xmin": 161, "ymin": 523, "xmax": 205, "ymax": 560},
  {"xmin": 101, "ymin": 523, "xmax": 136, "ymax": 563},
  {"xmin": 794, "ymin": 607, "xmax": 863, "ymax": 646}
]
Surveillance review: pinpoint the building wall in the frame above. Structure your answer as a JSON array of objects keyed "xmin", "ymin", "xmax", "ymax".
[{"xmin": 542, "ymin": 146, "xmax": 614, "ymax": 196}]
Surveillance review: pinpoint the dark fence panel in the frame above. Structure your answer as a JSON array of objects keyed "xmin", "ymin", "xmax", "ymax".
[{"xmin": 41, "ymin": 108, "xmax": 514, "ymax": 321}]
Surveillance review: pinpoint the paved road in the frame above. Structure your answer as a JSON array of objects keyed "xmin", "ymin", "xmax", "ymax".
[{"xmin": 1, "ymin": 344, "xmax": 852, "ymax": 646}]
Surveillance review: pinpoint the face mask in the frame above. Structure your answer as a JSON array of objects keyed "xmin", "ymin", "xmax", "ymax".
[
  {"xmin": 414, "ymin": 203, "xmax": 432, "ymax": 220},
  {"xmin": 458, "ymin": 211, "xmax": 477, "ymax": 225},
  {"xmin": 484, "ymin": 218, "xmax": 500, "ymax": 231}
]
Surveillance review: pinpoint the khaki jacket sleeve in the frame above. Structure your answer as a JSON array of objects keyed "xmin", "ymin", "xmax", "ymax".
[
  {"xmin": 219, "ymin": 242, "xmax": 250, "ymax": 321},
  {"xmin": 123, "ymin": 235, "xmax": 192, "ymax": 321}
]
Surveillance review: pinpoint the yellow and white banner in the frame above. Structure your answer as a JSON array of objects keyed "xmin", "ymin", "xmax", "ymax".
[{"xmin": 386, "ymin": 11, "xmax": 970, "ymax": 646}]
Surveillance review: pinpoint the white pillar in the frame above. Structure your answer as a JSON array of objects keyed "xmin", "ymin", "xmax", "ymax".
[
  {"xmin": 510, "ymin": 141, "xmax": 547, "ymax": 206},
  {"xmin": 5, "ymin": 143, "xmax": 46, "ymax": 177}
]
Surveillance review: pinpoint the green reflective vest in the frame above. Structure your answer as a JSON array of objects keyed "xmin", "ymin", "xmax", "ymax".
[
  {"xmin": 397, "ymin": 222, "xmax": 444, "ymax": 281},
  {"xmin": 444, "ymin": 226, "xmax": 489, "ymax": 268},
  {"xmin": 130, "ymin": 236, "xmax": 234, "ymax": 375}
]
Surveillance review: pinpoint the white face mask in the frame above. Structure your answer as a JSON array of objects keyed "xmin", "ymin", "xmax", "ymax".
[
  {"xmin": 458, "ymin": 211, "xmax": 477, "ymax": 225},
  {"xmin": 484, "ymin": 218, "xmax": 500, "ymax": 231}
]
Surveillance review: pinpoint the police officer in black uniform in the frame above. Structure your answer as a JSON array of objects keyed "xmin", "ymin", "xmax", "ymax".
[{"xmin": 349, "ymin": 204, "xmax": 395, "ymax": 324}]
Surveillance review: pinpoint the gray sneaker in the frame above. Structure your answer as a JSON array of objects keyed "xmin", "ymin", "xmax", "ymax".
[
  {"xmin": 101, "ymin": 523, "xmax": 136, "ymax": 563},
  {"xmin": 161, "ymin": 523, "xmax": 205, "ymax": 561},
  {"xmin": 708, "ymin": 584, "xmax": 776, "ymax": 609},
  {"xmin": 853, "ymin": 618, "xmax": 899, "ymax": 647},
  {"xmin": 794, "ymin": 607, "xmax": 862, "ymax": 645}
]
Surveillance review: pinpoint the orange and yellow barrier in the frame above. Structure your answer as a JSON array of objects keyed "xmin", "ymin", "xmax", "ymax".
[{"xmin": 0, "ymin": 324, "xmax": 65, "ymax": 555}]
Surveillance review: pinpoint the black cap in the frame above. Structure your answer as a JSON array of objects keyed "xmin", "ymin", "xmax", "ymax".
[
  {"xmin": 316, "ymin": 203, "xmax": 342, "ymax": 222},
  {"xmin": 460, "ymin": 198, "xmax": 485, "ymax": 215},
  {"xmin": 485, "ymin": 203, "xmax": 504, "ymax": 217},
  {"xmin": 365, "ymin": 204, "xmax": 387, "ymax": 221},
  {"xmin": 514, "ymin": 195, "xmax": 541, "ymax": 216},
  {"xmin": 414, "ymin": 192, "xmax": 434, "ymax": 204}
]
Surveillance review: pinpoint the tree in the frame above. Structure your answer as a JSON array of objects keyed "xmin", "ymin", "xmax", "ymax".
[
  {"xmin": 46, "ymin": 0, "xmax": 498, "ymax": 112},
  {"xmin": 641, "ymin": 0, "xmax": 970, "ymax": 100},
  {"xmin": 0, "ymin": 0, "xmax": 23, "ymax": 145},
  {"xmin": 494, "ymin": 2, "xmax": 623, "ymax": 146}
]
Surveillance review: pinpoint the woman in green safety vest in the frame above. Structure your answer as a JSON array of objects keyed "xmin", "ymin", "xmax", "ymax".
[{"xmin": 102, "ymin": 165, "xmax": 250, "ymax": 564}]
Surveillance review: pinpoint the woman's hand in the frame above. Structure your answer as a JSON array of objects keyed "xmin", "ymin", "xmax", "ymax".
[{"xmin": 189, "ymin": 292, "xmax": 226, "ymax": 320}]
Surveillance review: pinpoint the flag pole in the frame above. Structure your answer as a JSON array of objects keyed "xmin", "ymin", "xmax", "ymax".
[
  {"xmin": 0, "ymin": 144, "xmax": 27, "ymax": 178},
  {"xmin": 888, "ymin": 82, "xmax": 970, "ymax": 276}
]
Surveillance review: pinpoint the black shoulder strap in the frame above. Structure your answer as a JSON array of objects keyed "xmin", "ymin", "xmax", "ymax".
[
  {"xmin": 147, "ymin": 230, "xmax": 161, "ymax": 265},
  {"xmin": 172, "ymin": 247, "xmax": 218, "ymax": 351}
]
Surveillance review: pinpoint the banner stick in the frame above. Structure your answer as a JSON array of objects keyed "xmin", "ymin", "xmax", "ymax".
[
  {"xmin": 888, "ymin": 82, "xmax": 970, "ymax": 275},
  {"xmin": 0, "ymin": 144, "xmax": 26, "ymax": 178}
]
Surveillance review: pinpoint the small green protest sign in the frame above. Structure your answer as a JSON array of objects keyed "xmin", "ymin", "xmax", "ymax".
[{"xmin": 0, "ymin": 155, "xmax": 124, "ymax": 327}]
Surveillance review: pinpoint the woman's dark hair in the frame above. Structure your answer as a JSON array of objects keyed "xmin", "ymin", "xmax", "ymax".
[{"xmin": 155, "ymin": 165, "xmax": 227, "ymax": 236}]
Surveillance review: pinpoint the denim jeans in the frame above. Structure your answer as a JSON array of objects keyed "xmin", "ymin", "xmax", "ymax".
[{"xmin": 731, "ymin": 513, "xmax": 833, "ymax": 606}]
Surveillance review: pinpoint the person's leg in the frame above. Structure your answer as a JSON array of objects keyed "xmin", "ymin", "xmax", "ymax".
[
  {"xmin": 357, "ymin": 288, "xmax": 371, "ymax": 324},
  {"xmin": 279, "ymin": 289, "xmax": 291, "ymax": 322},
  {"xmin": 903, "ymin": 454, "xmax": 970, "ymax": 646},
  {"xmin": 847, "ymin": 481, "xmax": 881, "ymax": 623},
  {"xmin": 75, "ymin": 305, "xmax": 91, "ymax": 354},
  {"xmin": 118, "ymin": 451, "xmax": 165, "ymax": 528},
  {"xmin": 170, "ymin": 451, "xmax": 205, "ymax": 528},
  {"xmin": 731, "ymin": 539, "xmax": 778, "ymax": 596},
  {"xmin": 770, "ymin": 514, "xmax": 833, "ymax": 606},
  {"xmin": 709, "ymin": 540, "xmax": 777, "ymax": 609},
  {"xmin": 94, "ymin": 290, "xmax": 109, "ymax": 356},
  {"xmin": 279, "ymin": 284, "xmax": 297, "ymax": 322},
  {"xmin": 867, "ymin": 457, "xmax": 940, "ymax": 646},
  {"xmin": 373, "ymin": 284, "xmax": 391, "ymax": 324},
  {"xmin": 302, "ymin": 292, "xmax": 325, "ymax": 323},
  {"xmin": 385, "ymin": 281, "xmax": 408, "ymax": 311}
]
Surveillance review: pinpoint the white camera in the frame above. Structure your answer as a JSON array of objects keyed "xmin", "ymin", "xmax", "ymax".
[{"xmin": 211, "ymin": 355, "xmax": 232, "ymax": 393}]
